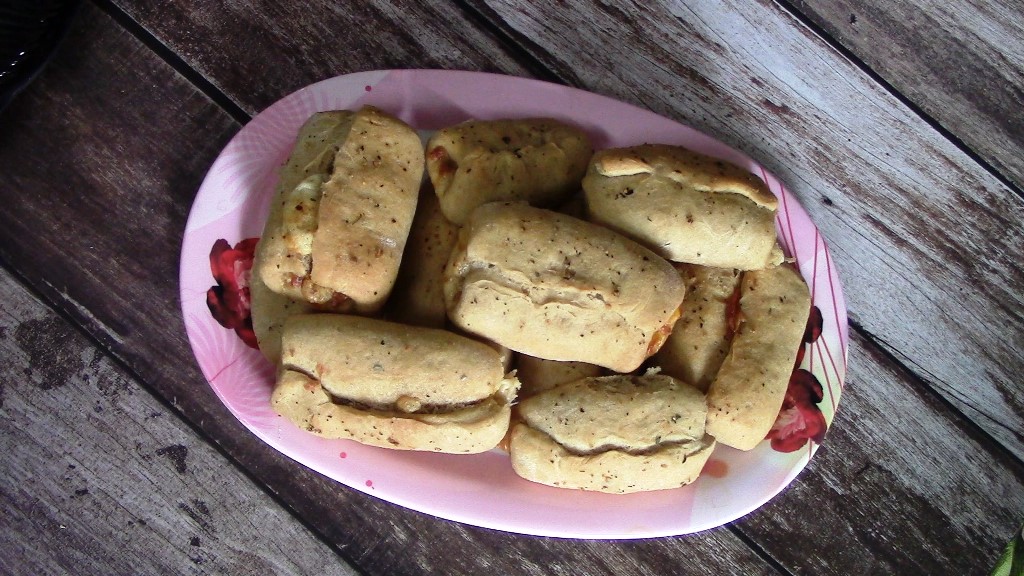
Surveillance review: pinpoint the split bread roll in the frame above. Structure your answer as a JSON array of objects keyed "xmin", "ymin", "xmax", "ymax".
[
  {"xmin": 425, "ymin": 119, "xmax": 593, "ymax": 224},
  {"xmin": 654, "ymin": 264, "xmax": 742, "ymax": 392},
  {"xmin": 270, "ymin": 314, "xmax": 520, "ymax": 453},
  {"xmin": 583, "ymin": 144, "xmax": 783, "ymax": 270},
  {"xmin": 443, "ymin": 203, "xmax": 687, "ymax": 373},
  {"xmin": 705, "ymin": 264, "xmax": 811, "ymax": 450},
  {"xmin": 256, "ymin": 106, "xmax": 424, "ymax": 314},
  {"xmin": 509, "ymin": 374, "xmax": 716, "ymax": 493}
]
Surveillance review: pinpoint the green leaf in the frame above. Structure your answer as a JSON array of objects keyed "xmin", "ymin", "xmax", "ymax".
[{"xmin": 991, "ymin": 523, "xmax": 1024, "ymax": 576}]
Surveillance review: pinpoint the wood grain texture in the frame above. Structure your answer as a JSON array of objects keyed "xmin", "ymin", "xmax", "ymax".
[
  {"xmin": 461, "ymin": 0, "xmax": 1024, "ymax": 461},
  {"xmin": 108, "ymin": 0, "xmax": 538, "ymax": 116},
  {"xmin": 739, "ymin": 332, "xmax": 1024, "ymax": 574},
  {"xmin": 0, "ymin": 271, "xmax": 356, "ymax": 575},
  {"xmin": 787, "ymin": 0, "xmax": 1024, "ymax": 190},
  {"xmin": 2, "ymin": 1, "xmax": 1022, "ymax": 575},
  {"xmin": 0, "ymin": 5, "xmax": 781, "ymax": 575}
]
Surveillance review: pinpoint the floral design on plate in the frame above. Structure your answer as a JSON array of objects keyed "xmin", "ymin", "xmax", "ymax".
[
  {"xmin": 768, "ymin": 305, "xmax": 828, "ymax": 453},
  {"xmin": 206, "ymin": 238, "xmax": 259, "ymax": 349}
]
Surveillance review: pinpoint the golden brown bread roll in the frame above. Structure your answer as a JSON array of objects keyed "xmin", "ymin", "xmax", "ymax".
[
  {"xmin": 705, "ymin": 264, "xmax": 811, "ymax": 450},
  {"xmin": 386, "ymin": 184, "xmax": 460, "ymax": 328},
  {"xmin": 514, "ymin": 354, "xmax": 603, "ymax": 397},
  {"xmin": 249, "ymin": 244, "xmax": 314, "ymax": 364},
  {"xmin": 255, "ymin": 107, "xmax": 424, "ymax": 314},
  {"xmin": 509, "ymin": 373, "xmax": 716, "ymax": 493},
  {"xmin": 583, "ymin": 144, "xmax": 783, "ymax": 270},
  {"xmin": 443, "ymin": 203, "xmax": 687, "ymax": 373},
  {"xmin": 654, "ymin": 264, "xmax": 742, "ymax": 392},
  {"xmin": 271, "ymin": 314, "xmax": 519, "ymax": 453},
  {"xmin": 425, "ymin": 119, "xmax": 592, "ymax": 224}
]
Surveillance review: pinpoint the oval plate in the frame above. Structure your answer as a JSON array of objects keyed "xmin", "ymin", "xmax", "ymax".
[{"xmin": 179, "ymin": 69, "xmax": 848, "ymax": 539}]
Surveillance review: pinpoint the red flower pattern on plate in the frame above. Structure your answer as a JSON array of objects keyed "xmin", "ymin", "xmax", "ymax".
[
  {"xmin": 768, "ymin": 305, "xmax": 827, "ymax": 452},
  {"xmin": 206, "ymin": 238, "xmax": 260, "ymax": 349}
]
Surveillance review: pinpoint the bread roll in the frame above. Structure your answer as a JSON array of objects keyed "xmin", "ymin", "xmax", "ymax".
[
  {"xmin": 583, "ymin": 144, "xmax": 783, "ymax": 270},
  {"xmin": 256, "ymin": 107, "xmax": 424, "ymax": 313},
  {"xmin": 249, "ymin": 244, "xmax": 314, "ymax": 364},
  {"xmin": 515, "ymin": 354, "xmax": 603, "ymax": 397},
  {"xmin": 271, "ymin": 314, "xmax": 519, "ymax": 453},
  {"xmin": 386, "ymin": 184, "xmax": 460, "ymax": 328},
  {"xmin": 426, "ymin": 119, "xmax": 592, "ymax": 224},
  {"xmin": 509, "ymin": 374, "xmax": 716, "ymax": 493},
  {"xmin": 705, "ymin": 264, "xmax": 811, "ymax": 450},
  {"xmin": 654, "ymin": 264, "xmax": 742, "ymax": 392},
  {"xmin": 443, "ymin": 203, "xmax": 686, "ymax": 373}
]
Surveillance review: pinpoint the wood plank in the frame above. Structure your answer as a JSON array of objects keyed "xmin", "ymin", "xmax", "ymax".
[
  {"xmin": 738, "ymin": 331, "xmax": 1024, "ymax": 574},
  {"xmin": 457, "ymin": 0, "xmax": 1024, "ymax": 461},
  {"xmin": 0, "ymin": 272, "xmax": 356, "ymax": 574},
  {"xmin": 108, "ymin": 0, "xmax": 537, "ymax": 116},
  {"xmin": 786, "ymin": 0, "xmax": 1024, "ymax": 190},
  {"xmin": 0, "ymin": 5, "xmax": 783, "ymax": 575}
]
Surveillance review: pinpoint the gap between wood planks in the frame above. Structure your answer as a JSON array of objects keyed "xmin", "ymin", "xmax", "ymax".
[
  {"xmin": 456, "ymin": 0, "xmax": 1024, "ymax": 204},
  {"xmin": 768, "ymin": 0, "xmax": 1024, "ymax": 202},
  {"xmin": 849, "ymin": 318, "xmax": 1024, "ymax": 468},
  {"xmin": 0, "ymin": 254, "xmax": 372, "ymax": 576},
  {"xmin": 89, "ymin": 0, "xmax": 250, "ymax": 125}
]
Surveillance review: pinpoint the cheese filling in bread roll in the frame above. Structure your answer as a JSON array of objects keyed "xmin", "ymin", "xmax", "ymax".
[
  {"xmin": 443, "ymin": 203, "xmax": 687, "ymax": 373},
  {"xmin": 256, "ymin": 106, "xmax": 424, "ymax": 314},
  {"xmin": 654, "ymin": 264, "xmax": 742, "ymax": 392},
  {"xmin": 509, "ymin": 374, "xmax": 716, "ymax": 493},
  {"xmin": 271, "ymin": 314, "xmax": 520, "ymax": 453},
  {"xmin": 583, "ymin": 144, "xmax": 783, "ymax": 270},
  {"xmin": 705, "ymin": 264, "xmax": 811, "ymax": 450},
  {"xmin": 426, "ymin": 119, "xmax": 593, "ymax": 224}
]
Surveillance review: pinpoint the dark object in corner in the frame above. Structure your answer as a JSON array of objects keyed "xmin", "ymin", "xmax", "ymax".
[{"xmin": 0, "ymin": 0, "xmax": 82, "ymax": 112}]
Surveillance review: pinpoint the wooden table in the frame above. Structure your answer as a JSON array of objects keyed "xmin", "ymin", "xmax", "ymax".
[{"xmin": 2, "ymin": 1, "xmax": 1022, "ymax": 574}]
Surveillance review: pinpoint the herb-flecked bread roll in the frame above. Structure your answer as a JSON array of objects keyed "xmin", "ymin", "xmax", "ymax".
[
  {"xmin": 654, "ymin": 264, "xmax": 742, "ymax": 392},
  {"xmin": 443, "ymin": 203, "xmax": 687, "ymax": 373},
  {"xmin": 509, "ymin": 374, "xmax": 716, "ymax": 493},
  {"xmin": 386, "ymin": 184, "xmax": 460, "ymax": 328},
  {"xmin": 255, "ymin": 106, "xmax": 424, "ymax": 313},
  {"xmin": 514, "ymin": 354, "xmax": 603, "ymax": 398},
  {"xmin": 705, "ymin": 264, "xmax": 811, "ymax": 450},
  {"xmin": 271, "ymin": 314, "xmax": 520, "ymax": 453},
  {"xmin": 249, "ymin": 244, "xmax": 314, "ymax": 364},
  {"xmin": 583, "ymin": 144, "xmax": 783, "ymax": 270},
  {"xmin": 425, "ymin": 118, "xmax": 592, "ymax": 224}
]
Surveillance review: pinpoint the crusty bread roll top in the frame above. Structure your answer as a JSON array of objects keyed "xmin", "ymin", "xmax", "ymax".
[
  {"xmin": 510, "ymin": 373, "xmax": 716, "ymax": 493},
  {"xmin": 583, "ymin": 144, "xmax": 782, "ymax": 271},
  {"xmin": 443, "ymin": 202, "xmax": 687, "ymax": 373},
  {"xmin": 514, "ymin": 354, "xmax": 604, "ymax": 398},
  {"xmin": 385, "ymin": 184, "xmax": 460, "ymax": 328},
  {"xmin": 654, "ymin": 264, "xmax": 742, "ymax": 392},
  {"xmin": 705, "ymin": 264, "xmax": 811, "ymax": 450},
  {"xmin": 426, "ymin": 118, "xmax": 593, "ymax": 224},
  {"xmin": 256, "ymin": 106, "xmax": 424, "ymax": 314},
  {"xmin": 271, "ymin": 314, "xmax": 520, "ymax": 453}
]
